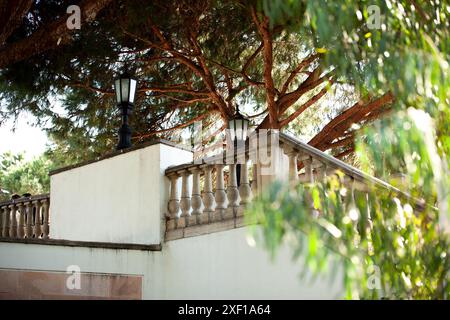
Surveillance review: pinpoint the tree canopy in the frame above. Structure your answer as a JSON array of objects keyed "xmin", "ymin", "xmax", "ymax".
[
  {"xmin": 0, "ymin": 0, "xmax": 448, "ymax": 299},
  {"xmin": 1, "ymin": 0, "xmax": 393, "ymax": 164},
  {"xmin": 0, "ymin": 152, "xmax": 52, "ymax": 201}
]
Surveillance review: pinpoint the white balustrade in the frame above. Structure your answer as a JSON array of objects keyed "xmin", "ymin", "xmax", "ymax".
[
  {"xmin": 165, "ymin": 160, "xmax": 256, "ymax": 229},
  {"xmin": 0, "ymin": 195, "xmax": 50, "ymax": 239},
  {"xmin": 163, "ymin": 130, "xmax": 420, "ymax": 235}
]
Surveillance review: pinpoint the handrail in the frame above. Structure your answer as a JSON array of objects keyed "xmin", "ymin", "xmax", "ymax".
[
  {"xmin": 164, "ymin": 130, "xmax": 428, "ymax": 209},
  {"xmin": 279, "ymin": 134, "xmax": 407, "ymax": 196},
  {"xmin": 0, "ymin": 193, "xmax": 50, "ymax": 207},
  {"xmin": 278, "ymin": 132, "xmax": 430, "ymax": 210},
  {"xmin": 165, "ymin": 152, "xmax": 237, "ymax": 175}
]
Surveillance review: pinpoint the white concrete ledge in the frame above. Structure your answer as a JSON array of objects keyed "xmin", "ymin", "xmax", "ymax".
[{"xmin": 165, "ymin": 211, "xmax": 256, "ymax": 241}]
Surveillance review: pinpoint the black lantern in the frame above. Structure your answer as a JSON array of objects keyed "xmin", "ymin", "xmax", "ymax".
[
  {"xmin": 228, "ymin": 106, "xmax": 249, "ymax": 186},
  {"xmin": 114, "ymin": 73, "xmax": 137, "ymax": 150},
  {"xmin": 228, "ymin": 106, "xmax": 249, "ymax": 144}
]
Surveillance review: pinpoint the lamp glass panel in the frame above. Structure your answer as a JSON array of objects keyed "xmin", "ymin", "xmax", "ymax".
[
  {"xmin": 242, "ymin": 119, "xmax": 248, "ymax": 141},
  {"xmin": 121, "ymin": 78, "xmax": 130, "ymax": 103},
  {"xmin": 129, "ymin": 79, "xmax": 137, "ymax": 103},
  {"xmin": 114, "ymin": 79, "xmax": 121, "ymax": 104},
  {"xmin": 235, "ymin": 119, "xmax": 243, "ymax": 141},
  {"xmin": 228, "ymin": 119, "xmax": 235, "ymax": 142}
]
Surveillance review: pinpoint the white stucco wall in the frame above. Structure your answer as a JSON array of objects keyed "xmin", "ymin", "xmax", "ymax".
[
  {"xmin": 0, "ymin": 227, "xmax": 343, "ymax": 299},
  {"xmin": 50, "ymin": 143, "xmax": 192, "ymax": 245},
  {"xmin": 3, "ymin": 137, "xmax": 345, "ymax": 298}
]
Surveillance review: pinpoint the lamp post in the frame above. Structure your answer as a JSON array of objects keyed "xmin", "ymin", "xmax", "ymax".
[
  {"xmin": 228, "ymin": 106, "xmax": 249, "ymax": 186},
  {"xmin": 114, "ymin": 73, "xmax": 137, "ymax": 150}
]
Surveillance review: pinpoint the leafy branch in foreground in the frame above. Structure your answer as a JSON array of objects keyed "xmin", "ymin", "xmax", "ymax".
[{"xmin": 247, "ymin": 109, "xmax": 450, "ymax": 299}]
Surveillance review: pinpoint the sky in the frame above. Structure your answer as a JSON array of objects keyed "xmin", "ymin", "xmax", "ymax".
[{"xmin": 0, "ymin": 113, "xmax": 48, "ymax": 160}]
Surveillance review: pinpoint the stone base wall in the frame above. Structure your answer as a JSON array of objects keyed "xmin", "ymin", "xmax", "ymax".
[{"xmin": 0, "ymin": 269, "xmax": 142, "ymax": 299}]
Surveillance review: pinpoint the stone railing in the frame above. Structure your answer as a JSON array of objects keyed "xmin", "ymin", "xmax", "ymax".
[
  {"xmin": 165, "ymin": 159, "xmax": 254, "ymax": 240},
  {"xmin": 278, "ymin": 133, "xmax": 412, "ymax": 194},
  {"xmin": 164, "ymin": 131, "xmax": 424, "ymax": 240},
  {"xmin": 0, "ymin": 132, "xmax": 421, "ymax": 244},
  {"xmin": 0, "ymin": 194, "xmax": 50, "ymax": 239}
]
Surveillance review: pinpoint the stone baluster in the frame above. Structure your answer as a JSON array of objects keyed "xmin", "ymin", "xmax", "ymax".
[
  {"xmin": 365, "ymin": 192, "xmax": 373, "ymax": 229},
  {"xmin": 225, "ymin": 164, "xmax": 240, "ymax": 219},
  {"xmin": 1, "ymin": 206, "xmax": 9, "ymax": 237},
  {"xmin": 189, "ymin": 167, "xmax": 204, "ymax": 224},
  {"xmin": 0, "ymin": 206, "xmax": 3, "ymax": 236},
  {"xmin": 227, "ymin": 164, "xmax": 240, "ymax": 207},
  {"xmin": 347, "ymin": 178, "xmax": 360, "ymax": 221},
  {"xmin": 239, "ymin": 162, "xmax": 253, "ymax": 205},
  {"xmin": 42, "ymin": 199, "xmax": 50, "ymax": 239},
  {"xmin": 252, "ymin": 163, "xmax": 258, "ymax": 195},
  {"xmin": 33, "ymin": 200, "xmax": 41, "ymax": 238},
  {"xmin": 25, "ymin": 201, "xmax": 33, "ymax": 238},
  {"xmin": 284, "ymin": 147, "xmax": 299, "ymax": 182},
  {"xmin": 202, "ymin": 165, "xmax": 216, "ymax": 222},
  {"xmin": 167, "ymin": 173, "xmax": 180, "ymax": 231},
  {"xmin": 9, "ymin": 204, "xmax": 17, "ymax": 238},
  {"xmin": 311, "ymin": 159, "xmax": 324, "ymax": 182},
  {"xmin": 167, "ymin": 173, "xmax": 180, "ymax": 218},
  {"xmin": 301, "ymin": 156, "xmax": 313, "ymax": 184},
  {"xmin": 214, "ymin": 164, "xmax": 228, "ymax": 221},
  {"xmin": 17, "ymin": 203, "xmax": 25, "ymax": 238},
  {"xmin": 178, "ymin": 170, "xmax": 191, "ymax": 227},
  {"xmin": 318, "ymin": 163, "xmax": 328, "ymax": 180}
]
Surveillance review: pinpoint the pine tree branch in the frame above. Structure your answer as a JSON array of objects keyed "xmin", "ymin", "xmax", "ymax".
[
  {"xmin": 278, "ymin": 81, "xmax": 331, "ymax": 127},
  {"xmin": 0, "ymin": 0, "xmax": 113, "ymax": 69},
  {"xmin": 280, "ymin": 53, "xmax": 320, "ymax": 95},
  {"xmin": 251, "ymin": 5, "xmax": 278, "ymax": 128}
]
